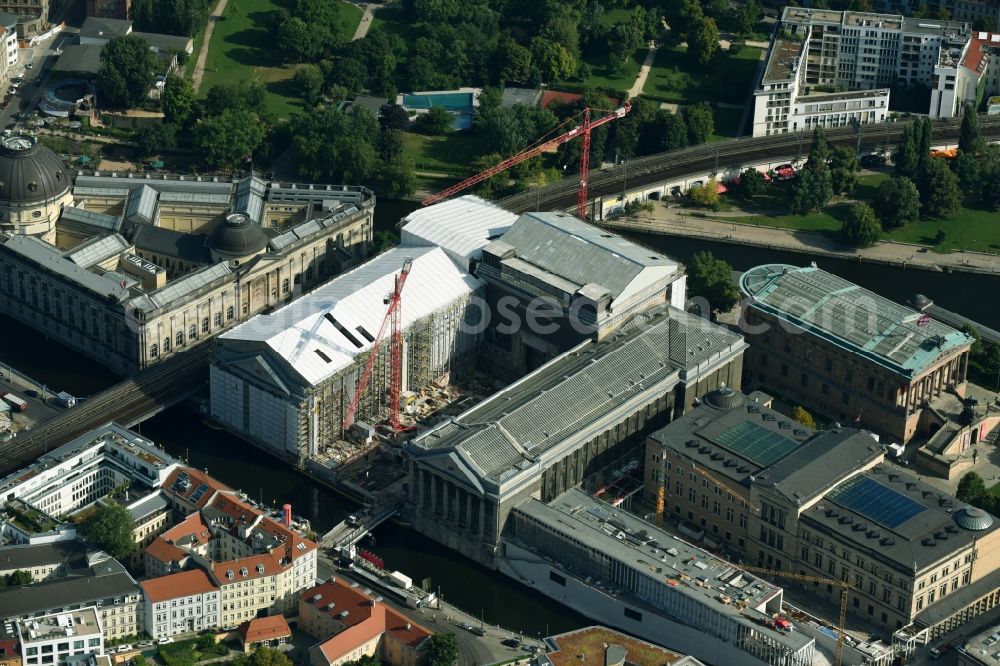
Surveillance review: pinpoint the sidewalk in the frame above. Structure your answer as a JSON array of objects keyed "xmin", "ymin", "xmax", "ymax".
[
  {"xmin": 602, "ymin": 204, "xmax": 1000, "ymax": 276},
  {"xmin": 628, "ymin": 41, "xmax": 658, "ymax": 99},
  {"xmin": 192, "ymin": 0, "xmax": 229, "ymax": 93}
]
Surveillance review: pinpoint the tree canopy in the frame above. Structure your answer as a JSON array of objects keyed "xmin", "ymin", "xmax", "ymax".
[
  {"xmin": 918, "ymin": 157, "xmax": 961, "ymax": 219},
  {"xmin": 957, "ymin": 472, "xmax": 987, "ymax": 503},
  {"xmin": 81, "ymin": 501, "xmax": 137, "ymax": 561},
  {"xmin": 687, "ymin": 251, "xmax": 740, "ymax": 313},
  {"xmin": 194, "ymin": 109, "xmax": 267, "ymax": 170},
  {"xmin": 791, "ymin": 406, "xmax": 816, "ymax": 429},
  {"xmin": 161, "ymin": 74, "xmax": 195, "ymax": 126},
  {"xmin": 739, "ymin": 168, "xmax": 767, "ymax": 198},
  {"xmin": 132, "ymin": 0, "xmax": 211, "ymax": 36},
  {"xmin": 840, "ymin": 202, "xmax": 881, "ymax": 248},
  {"xmin": 98, "ymin": 35, "xmax": 160, "ymax": 109},
  {"xmin": 873, "ymin": 176, "xmax": 920, "ymax": 230},
  {"xmin": 423, "ymin": 633, "xmax": 459, "ymax": 666}
]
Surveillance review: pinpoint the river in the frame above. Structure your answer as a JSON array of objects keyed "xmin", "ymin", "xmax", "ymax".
[{"xmin": 1, "ymin": 198, "xmax": 997, "ymax": 637}]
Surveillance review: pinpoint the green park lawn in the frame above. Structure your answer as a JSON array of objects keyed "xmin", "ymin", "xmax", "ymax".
[
  {"xmin": 573, "ymin": 47, "xmax": 647, "ymax": 93},
  {"xmin": 730, "ymin": 173, "xmax": 1000, "ymax": 254},
  {"xmin": 401, "ymin": 132, "xmax": 480, "ymax": 177},
  {"xmin": 642, "ymin": 45, "xmax": 762, "ymax": 106},
  {"xmin": 990, "ymin": 482, "xmax": 1000, "ymax": 497},
  {"xmin": 199, "ymin": 0, "xmax": 362, "ymax": 119}
]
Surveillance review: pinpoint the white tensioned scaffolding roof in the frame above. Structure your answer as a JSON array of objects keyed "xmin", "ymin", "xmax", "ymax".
[
  {"xmin": 220, "ymin": 246, "xmax": 483, "ymax": 386},
  {"xmin": 399, "ymin": 195, "xmax": 518, "ymax": 266}
]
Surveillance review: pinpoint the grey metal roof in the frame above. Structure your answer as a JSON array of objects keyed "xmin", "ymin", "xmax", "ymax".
[
  {"xmin": 79, "ymin": 16, "xmax": 132, "ymax": 39},
  {"xmin": 131, "ymin": 225, "xmax": 212, "ymax": 265},
  {"xmin": 64, "ymin": 233, "xmax": 129, "ymax": 268},
  {"xmin": 412, "ymin": 306, "xmax": 745, "ymax": 485},
  {"xmin": 74, "ymin": 174, "xmax": 233, "ymax": 197},
  {"xmin": 267, "ymin": 205, "xmax": 362, "ymax": 252},
  {"xmin": 125, "ymin": 491, "xmax": 169, "ymax": 522},
  {"xmin": 141, "ymin": 262, "xmax": 231, "ymax": 309},
  {"xmin": 741, "ymin": 264, "xmax": 973, "ymax": 378},
  {"xmin": 157, "ymin": 191, "xmax": 231, "ymax": 206},
  {"xmin": 60, "ymin": 206, "xmax": 122, "ymax": 232},
  {"xmin": 53, "ymin": 45, "xmax": 103, "ymax": 74},
  {"xmin": 0, "ymin": 553, "xmax": 138, "ymax": 619},
  {"xmin": 234, "ymin": 175, "xmax": 267, "ymax": 223},
  {"xmin": 131, "ymin": 31, "xmax": 193, "ymax": 55},
  {"xmin": 0, "ymin": 235, "xmax": 129, "ymax": 301},
  {"xmin": 649, "ymin": 391, "xmax": 884, "ymax": 505},
  {"xmin": 488, "ymin": 212, "xmax": 678, "ymax": 300},
  {"xmin": 0, "ymin": 539, "xmax": 91, "ymax": 572},
  {"xmin": 71, "ymin": 185, "xmax": 130, "ymax": 198},
  {"xmin": 0, "ymin": 136, "xmax": 70, "ymax": 205},
  {"xmin": 802, "ymin": 466, "xmax": 1000, "ymax": 571},
  {"xmin": 914, "ymin": 566, "xmax": 1000, "ymax": 630},
  {"xmin": 124, "ymin": 184, "xmax": 158, "ymax": 224},
  {"xmin": 514, "ymin": 489, "xmax": 814, "ymax": 655}
]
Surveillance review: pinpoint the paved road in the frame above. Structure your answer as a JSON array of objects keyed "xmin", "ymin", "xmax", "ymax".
[
  {"xmin": 601, "ymin": 203, "xmax": 1000, "ymax": 275},
  {"xmin": 0, "ymin": 30, "xmax": 64, "ymax": 129},
  {"xmin": 192, "ymin": 0, "xmax": 229, "ymax": 93}
]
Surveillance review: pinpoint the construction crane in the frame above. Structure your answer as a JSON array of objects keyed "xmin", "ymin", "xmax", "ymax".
[
  {"xmin": 737, "ymin": 564, "xmax": 853, "ymax": 666},
  {"xmin": 342, "ymin": 257, "xmax": 413, "ymax": 433},
  {"xmin": 420, "ymin": 102, "xmax": 632, "ymax": 220}
]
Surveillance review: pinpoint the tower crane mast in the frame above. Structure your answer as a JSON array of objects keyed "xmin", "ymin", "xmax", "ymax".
[
  {"xmin": 342, "ymin": 257, "xmax": 413, "ymax": 432},
  {"xmin": 420, "ymin": 103, "xmax": 631, "ymax": 219}
]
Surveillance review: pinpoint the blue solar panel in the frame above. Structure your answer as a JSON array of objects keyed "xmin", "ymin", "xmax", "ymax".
[{"xmin": 828, "ymin": 476, "xmax": 926, "ymax": 529}]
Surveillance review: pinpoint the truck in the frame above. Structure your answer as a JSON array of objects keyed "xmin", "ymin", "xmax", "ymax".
[
  {"xmin": 388, "ymin": 571, "xmax": 412, "ymax": 591},
  {"xmin": 2, "ymin": 393, "xmax": 27, "ymax": 412}
]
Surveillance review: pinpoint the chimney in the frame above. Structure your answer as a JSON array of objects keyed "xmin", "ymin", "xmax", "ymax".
[
  {"xmin": 406, "ymin": 624, "xmax": 412, "ymax": 630},
  {"xmin": 283, "ymin": 504, "xmax": 292, "ymax": 525}
]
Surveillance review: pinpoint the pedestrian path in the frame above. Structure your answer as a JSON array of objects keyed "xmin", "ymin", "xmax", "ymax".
[
  {"xmin": 628, "ymin": 41, "xmax": 658, "ymax": 99},
  {"xmin": 192, "ymin": 0, "xmax": 229, "ymax": 93},
  {"xmin": 351, "ymin": 3, "xmax": 378, "ymax": 41}
]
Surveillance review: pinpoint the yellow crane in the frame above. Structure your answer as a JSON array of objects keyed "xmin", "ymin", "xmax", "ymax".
[{"xmin": 737, "ymin": 564, "xmax": 853, "ymax": 666}]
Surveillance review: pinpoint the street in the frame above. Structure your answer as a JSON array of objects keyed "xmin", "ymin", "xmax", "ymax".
[{"xmin": 0, "ymin": 28, "xmax": 70, "ymax": 130}]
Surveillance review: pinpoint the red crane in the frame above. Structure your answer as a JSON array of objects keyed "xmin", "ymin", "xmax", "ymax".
[
  {"xmin": 342, "ymin": 257, "xmax": 413, "ymax": 433},
  {"xmin": 420, "ymin": 102, "xmax": 632, "ymax": 220}
]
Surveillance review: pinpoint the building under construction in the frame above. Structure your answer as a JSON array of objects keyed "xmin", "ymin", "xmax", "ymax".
[{"xmin": 209, "ymin": 246, "xmax": 484, "ymax": 465}]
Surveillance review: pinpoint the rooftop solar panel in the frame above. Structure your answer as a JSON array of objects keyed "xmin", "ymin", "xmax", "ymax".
[
  {"xmin": 712, "ymin": 420, "xmax": 800, "ymax": 466},
  {"xmin": 828, "ymin": 476, "xmax": 926, "ymax": 529}
]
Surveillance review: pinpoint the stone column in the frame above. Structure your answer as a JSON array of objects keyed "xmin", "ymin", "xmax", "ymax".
[
  {"xmin": 465, "ymin": 490, "xmax": 474, "ymax": 532},
  {"xmin": 429, "ymin": 475, "xmax": 439, "ymax": 515}
]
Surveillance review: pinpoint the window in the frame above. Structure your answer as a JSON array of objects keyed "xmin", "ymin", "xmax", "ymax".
[
  {"xmin": 189, "ymin": 324, "xmax": 197, "ymax": 339},
  {"xmin": 549, "ymin": 571, "xmax": 566, "ymax": 586},
  {"xmin": 202, "ymin": 318, "xmax": 209, "ymax": 333},
  {"xmin": 176, "ymin": 332, "xmax": 184, "ymax": 346},
  {"xmin": 800, "ymin": 373, "xmax": 808, "ymax": 387},
  {"xmin": 150, "ymin": 343, "xmax": 158, "ymax": 359},
  {"xmin": 226, "ymin": 306, "xmax": 234, "ymax": 320},
  {"xmin": 623, "ymin": 607, "xmax": 642, "ymax": 621},
  {"xmin": 282, "ymin": 279, "xmax": 289, "ymax": 293},
  {"xmin": 214, "ymin": 313, "xmax": 223, "ymax": 327},
  {"xmin": 163, "ymin": 337, "xmax": 170, "ymax": 352},
  {"xmin": 781, "ymin": 364, "xmax": 789, "ymax": 377}
]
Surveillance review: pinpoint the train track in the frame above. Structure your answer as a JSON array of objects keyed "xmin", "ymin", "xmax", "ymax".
[
  {"xmin": 498, "ymin": 115, "xmax": 1000, "ymax": 214},
  {"xmin": 0, "ymin": 343, "xmax": 213, "ymax": 474}
]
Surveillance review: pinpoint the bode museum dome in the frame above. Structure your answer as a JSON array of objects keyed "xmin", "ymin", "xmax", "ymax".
[{"xmin": 0, "ymin": 135, "xmax": 74, "ymax": 244}]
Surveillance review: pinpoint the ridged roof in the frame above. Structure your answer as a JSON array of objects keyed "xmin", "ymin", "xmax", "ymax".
[{"xmin": 0, "ymin": 136, "xmax": 70, "ymax": 205}]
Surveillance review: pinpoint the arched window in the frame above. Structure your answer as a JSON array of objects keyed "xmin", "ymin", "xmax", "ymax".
[{"xmin": 150, "ymin": 344, "xmax": 158, "ymax": 359}]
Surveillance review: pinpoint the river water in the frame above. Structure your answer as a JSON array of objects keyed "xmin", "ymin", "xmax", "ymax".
[{"xmin": 2, "ymin": 199, "xmax": 997, "ymax": 636}]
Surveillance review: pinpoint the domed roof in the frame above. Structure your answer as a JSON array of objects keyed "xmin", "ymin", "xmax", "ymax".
[
  {"xmin": 208, "ymin": 213, "xmax": 268, "ymax": 257},
  {"xmin": 0, "ymin": 135, "xmax": 70, "ymax": 205},
  {"xmin": 704, "ymin": 385, "xmax": 745, "ymax": 410},
  {"xmin": 955, "ymin": 506, "xmax": 994, "ymax": 531}
]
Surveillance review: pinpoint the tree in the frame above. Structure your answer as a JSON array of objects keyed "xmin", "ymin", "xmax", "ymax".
[
  {"xmin": 840, "ymin": 202, "xmax": 881, "ymax": 248},
  {"xmin": 131, "ymin": 0, "xmax": 211, "ymax": 36},
  {"xmin": 292, "ymin": 64, "xmax": 325, "ymax": 106},
  {"xmin": 98, "ymin": 35, "xmax": 159, "ymax": 109},
  {"xmin": 276, "ymin": 15, "xmax": 324, "ymax": 63},
  {"xmin": 193, "ymin": 109, "xmax": 267, "ymax": 169},
  {"xmin": 423, "ymin": 633, "xmax": 459, "ymax": 666},
  {"xmin": 245, "ymin": 647, "xmax": 292, "ymax": 666},
  {"xmin": 0, "ymin": 569, "xmax": 32, "ymax": 587},
  {"xmin": 917, "ymin": 117, "xmax": 933, "ymax": 172},
  {"xmin": 196, "ymin": 635, "xmax": 216, "ymax": 652},
  {"xmin": 133, "ymin": 123, "xmax": 177, "ymax": 158},
  {"xmin": 682, "ymin": 104, "xmax": 714, "ymax": 146},
  {"xmin": 344, "ymin": 657, "xmax": 380, "ymax": 666},
  {"xmin": 957, "ymin": 472, "xmax": 987, "ymax": 503},
  {"xmin": 918, "ymin": 157, "xmax": 961, "ymax": 219},
  {"xmin": 161, "ymin": 74, "xmax": 195, "ymax": 126},
  {"xmin": 959, "ymin": 104, "xmax": 981, "ymax": 155},
  {"xmin": 806, "ymin": 126, "xmax": 830, "ymax": 168},
  {"xmin": 203, "ymin": 81, "xmax": 268, "ymax": 118},
  {"xmin": 531, "ymin": 36, "xmax": 576, "ymax": 81},
  {"xmin": 829, "ymin": 145, "xmax": 858, "ymax": 194},
  {"xmin": 688, "ymin": 178, "xmax": 720, "ymax": 208},
  {"xmin": 414, "ymin": 106, "xmax": 454, "ymax": 135},
  {"xmin": 895, "ymin": 125, "xmax": 918, "ymax": 178},
  {"xmin": 80, "ymin": 501, "xmax": 137, "ymax": 561},
  {"xmin": 375, "ymin": 104, "xmax": 408, "ymax": 132},
  {"xmin": 873, "ymin": 176, "xmax": 920, "ymax": 230},
  {"xmin": 740, "ymin": 168, "xmax": 767, "ymax": 197},
  {"xmin": 688, "ymin": 16, "xmax": 719, "ymax": 68},
  {"xmin": 973, "ymin": 15, "xmax": 995, "ymax": 31},
  {"xmin": 687, "ymin": 251, "xmax": 740, "ymax": 312},
  {"xmin": 499, "ymin": 38, "xmax": 533, "ymax": 83},
  {"xmin": 791, "ymin": 406, "xmax": 816, "ymax": 429}
]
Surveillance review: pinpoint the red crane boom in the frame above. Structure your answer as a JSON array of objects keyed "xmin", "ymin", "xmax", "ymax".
[
  {"xmin": 342, "ymin": 257, "xmax": 413, "ymax": 432},
  {"xmin": 420, "ymin": 102, "xmax": 631, "ymax": 219}
]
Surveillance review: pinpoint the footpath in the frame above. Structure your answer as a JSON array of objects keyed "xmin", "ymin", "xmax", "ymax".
[{"xmin": 602, "ymin": 204, "xmax": 1000, "ymax": 276}]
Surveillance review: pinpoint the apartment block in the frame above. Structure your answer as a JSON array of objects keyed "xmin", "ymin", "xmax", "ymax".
[{"xmin": 140, "ymin": 570, "xmax": 219, "ymax": 639}]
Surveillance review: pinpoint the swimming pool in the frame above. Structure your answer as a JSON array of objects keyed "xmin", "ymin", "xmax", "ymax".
[{"xmin": 402, "ymin": 92, "xmax": 474, "ymax": 111}]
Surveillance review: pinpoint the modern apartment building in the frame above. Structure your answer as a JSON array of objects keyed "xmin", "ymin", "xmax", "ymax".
[
  {"xmin": 15, "ymin": 608, "xmax": 104, "ymax": 666},
  {"xmin": 754, "ymin": 7, "xmax": 984, "ymax": 136}
]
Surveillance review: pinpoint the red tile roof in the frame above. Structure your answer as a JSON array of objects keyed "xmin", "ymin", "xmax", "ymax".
[
  {"xmin": 140, "ymin": 569, "xmax": 217, "ymax": 603},
  {"xmin": 301, "ymin": 578, "xmax": 431, "ymax": 664},
  {"xmin": 0, "ymin": 639, "xmax": 21, "ymax": 662},
  {"xmin": 963, "ymin": 32, "xmax": 999, "ymax": 74},
  {"xmin": 145, "ymin": 512, "xmax": 212, "ymax": 566},
  {"xmin": 212, "ymin": 552, "xmax": 286, "ymax": 585},
  {"xmin": 164, "ymin": 467, "xmax": 231, "ymax": 509},
  {"xmin": 238, "ymin": 616, "xmax": 291, "ymax": 645}
]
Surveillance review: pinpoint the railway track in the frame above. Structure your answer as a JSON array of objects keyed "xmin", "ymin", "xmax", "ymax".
[
  {"xmin": 498, "ymin": 115, "xmax": 1000, "ymax": 214},
  {"xmin": 0, "ymin": 343, "xmax": 212, "ymax": 474}
]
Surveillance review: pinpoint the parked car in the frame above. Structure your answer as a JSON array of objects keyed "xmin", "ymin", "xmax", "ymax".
[
  {"xmin": 157, "ymin": 637, "xmax": 173, "ymax": 645},
  {"xmin": 860, "ymin": 153, "xmax": 886, "ymax": 168},
  {"xmin": 24, "ymin": 62, "xmax": 32, "ymax": 69},
  {"xmin": 772, "ymin": 164, "xmax": 796, "ymax": 181},
  {"xmin": 501, "ymin": 639, "xmax": 520, "ymax": 648}
]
